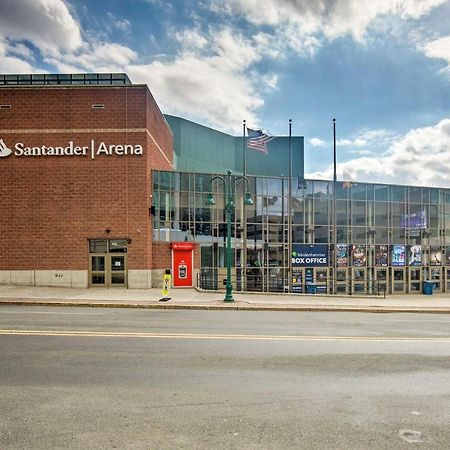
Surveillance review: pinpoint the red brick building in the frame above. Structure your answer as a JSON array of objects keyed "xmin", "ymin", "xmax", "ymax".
[{"xmin": 0, "ymin": 73, "xmax": 198, "ymax": 288}]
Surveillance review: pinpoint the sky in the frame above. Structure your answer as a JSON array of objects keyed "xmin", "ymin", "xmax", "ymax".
[{"xmin": 0, "ymin": 0, "xmax": 450, "ymax": 187}]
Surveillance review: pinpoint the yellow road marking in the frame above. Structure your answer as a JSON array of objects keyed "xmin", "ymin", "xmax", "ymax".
[{"xmin": 1, "ymin": 329, "xmax": 450, "ymax": 342}]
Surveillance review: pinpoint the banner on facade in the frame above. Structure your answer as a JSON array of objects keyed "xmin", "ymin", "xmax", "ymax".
[
  {"xmin": 375, "ymin": 245, "xmax": 388, "ymax": 266},
  {"xmin": 292, "ymin": 244, "xmax": 328, "ymax": 267},
  {"xmin": 352, "ymin": 245, "xmax": 366, "ymax": 267},
  {"xmin": 336, "ymin": 244, "xmax": 348, "ymax": 267},
  {"xmin": 409, "ymin": 245, "xmax": 422, "ymax": 266},
  {"xmin": 445, "ymin": 247, "xmax": 450, "ymax": 266},
  {"xmin": 430, "ymin": 246, "xmax": 442, "ymax": 266},
  {"xmin": 392, "ymin": 245, "xmax": 406, "ymax": 266}
]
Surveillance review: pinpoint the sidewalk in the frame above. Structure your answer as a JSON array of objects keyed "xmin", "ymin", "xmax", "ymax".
[{"xmin": 1, "ymin": 285, "xmax": 450, "ymax": 313}]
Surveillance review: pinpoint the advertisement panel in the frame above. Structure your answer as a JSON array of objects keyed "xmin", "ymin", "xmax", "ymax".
[
  {"xmin": 400, "ymin": 209, "xmax": 427, "ymax": 229},
  {"xmin": 445, "ymin": 247, "xmax": 450, "ymax": 266},
  {"xmin": 352, "ymin": 245, "xmax": 366, "ymax": 267},
  {"xmin": 292, "ymin": 244, "xmax": 328, "ymax": 267},
  {"xmin": 430, "ymin": 246, "xmax": 442, "ymax": 266},
  {"xmin": 336, "ymin": 244, "xmax": 348, "ymax": 267},
  {"xmin": 392, "ymin": 245, "xmax": 406, "ymax": 266},
  {"xmin": 291, "ymin": 270, "xmax": 303, "ymax": 293},
  {"xmin": 375, "ymin": 245, "xmax": 388, "ymax": 267},
  {"xmin": 408, "ymin": 245, "xmax": 422, "ymax": 266}
]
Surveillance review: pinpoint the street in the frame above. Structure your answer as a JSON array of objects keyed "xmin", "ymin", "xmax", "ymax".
[{"xmin": 1, "ymin": 307, "xmax": 450, "ymax": 449}]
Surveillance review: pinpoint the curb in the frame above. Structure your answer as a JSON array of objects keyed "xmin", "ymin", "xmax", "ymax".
[{"xmin": 1, "ymin": 299, "xmax": 450, "ymax": 314}]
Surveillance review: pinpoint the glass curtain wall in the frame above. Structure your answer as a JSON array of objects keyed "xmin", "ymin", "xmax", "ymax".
[{"xmin": 153, "ymin": 170, "xmax": 450, "ymax": 294}]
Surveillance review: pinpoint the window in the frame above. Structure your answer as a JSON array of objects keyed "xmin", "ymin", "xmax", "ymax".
[
  {"xmin": 89, "ymin": 239, "xmax": 128, "ymax": 253},
  {"xmin": 89, "ymin": 239, "xmax": 108, "ymax": 253}
]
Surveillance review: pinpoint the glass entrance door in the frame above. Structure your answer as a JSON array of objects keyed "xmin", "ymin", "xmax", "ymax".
[
  {"xmin": 89, "ymin": 239, "xmax": 128, "ymax": 288},
  {"xmin": 110, "ymin": 255, "xmax": 127, "ymax": 286},
  {"xmin": 392, "ymin": 268, "xmax": 406, "ymax": 293},
  {"xmin": 408, "ymin": 268, "xmax": 421, "ymax": 293},
  {"xmin": 90, "ymin": 255, "xmax": 106, "ymax": 286},
  {"xmin": 89, "ymin": 254, "xmax": 127, "ymax": 288},
  {"xmin": 335, "ymin": 268, "xmax": 349, "ymax": 294}
]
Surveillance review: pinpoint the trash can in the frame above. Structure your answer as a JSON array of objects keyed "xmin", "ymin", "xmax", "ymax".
[
  {"xmin": 306, "ymin": 284, "xmax": 317, "ymax": 294},
  {"xmin": 423, "ymin": 280, "xmax": 434, "ymax": 295}
]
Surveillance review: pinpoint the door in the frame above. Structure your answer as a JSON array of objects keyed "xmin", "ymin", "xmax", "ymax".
[
  {"xmin": 335, "ymin": 268, "xmax": 349, "ymax": 294},
  {"xmin": 90, "ymin": 254, "xmax": 106, "ymax": 286},
  {"xmin": 351, "ymin": 267, "xmax": 366, "ymax": 294},
  {"xmin": 110, "ymin": 255, "xmax": 127, "ymax": 287},
  {"xmin": 89, "ymin": 254, "xmax": 127, "ymax": 288},
  {"xmin": 408, "ymin": 268, "xmax": 421, "ymax": 293},
  {"xmin": 375, "ymin": 268, "xmax": 388, "ymax": 294},
  {"xmin": 446, "ymin": 268, "xmax": 450, "ymax": 292},
  {"xmin": 392, "ymin": 268, "xmax": 406, "ymax": 293}
]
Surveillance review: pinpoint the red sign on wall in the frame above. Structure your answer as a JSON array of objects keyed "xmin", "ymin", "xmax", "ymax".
[{"xmin": 171, "ymin": 242, "xmax": 195, "ymax": 251}]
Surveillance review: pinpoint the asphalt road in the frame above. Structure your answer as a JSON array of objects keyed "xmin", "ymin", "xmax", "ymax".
[{"xmin": 1, "ymin": 306, "xmax": 450, "ymax": 449}]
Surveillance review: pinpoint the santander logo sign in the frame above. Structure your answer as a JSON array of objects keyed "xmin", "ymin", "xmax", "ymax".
[
  {"xmin": 0, "ymin": 138, "xmax": 143, "ymax": 160},
  {"xmin": 0, "ymin": 139, "xmax": 13, "ymax": 158}
]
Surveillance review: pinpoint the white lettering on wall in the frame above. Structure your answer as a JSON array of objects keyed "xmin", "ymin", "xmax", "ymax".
[{"xmin": 7, "ymin": 139, "xmax": 143, "ymax": 160}]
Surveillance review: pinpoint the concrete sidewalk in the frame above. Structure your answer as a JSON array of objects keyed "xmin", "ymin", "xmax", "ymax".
[{"xmin": 1, "ymin": 285, "xmax": 450, "ymax": 313}]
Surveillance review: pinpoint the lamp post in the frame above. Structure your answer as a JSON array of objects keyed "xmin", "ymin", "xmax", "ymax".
[{"xmin": 206, "ymin": 169, "xmax": 253, "ymax": 302}]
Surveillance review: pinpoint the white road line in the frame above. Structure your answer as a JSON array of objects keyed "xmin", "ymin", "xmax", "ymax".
[
  {"xmin": 0, "ymin": 311, "xmax": 103, "ymax": 315},
  {"xmin": 386, "ymin": 319, "xmax": 450, "ymax": 323},
  {"xmin": 1, "ymin": 329, "xmax": 450, "ymax": 342}
]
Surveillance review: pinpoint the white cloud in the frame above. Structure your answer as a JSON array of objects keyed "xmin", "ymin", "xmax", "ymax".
[
  {"xmin": 106, "ymin": 12, "xmax": 131, "ymax": 32},
  {"xmin": 211, "ymin": 0, "xmax": 446, "ymax": 45},
  {"xmin": 337, "ymin": 138, "xmax": 366, "ymax": 147},
  {"xmin": 0, "ymin": 38, "xmax": 39, "ymax": 73},
  {"xmin": 350, "ymin": 149, "xmax": 375, "ymax": 156},
  {"xmin": 422, "ymin": 36, "xmax": 450, "ymax": 77},
  {"xmin": 0, "ymin": 0, "xmax": 82, "ymax": 54},
  {"xmin": 128, "ymin": 28, "xmax": 267, "ymax": 133},
  {"xmin": 309, "ymin": 137, "xmax": 326, "ymax": 147},
  {"xmin": 307, "ymin": 118, "xmax": 450, "ymax": 188},
  {"xmin": 45, "ymin": 43, "xmax": 138, "ymax": 72},
  {"xmin": 0, "ymin": 0, "xmax": 445, "ymax": 138},
  {"xmin": 0, "ymin": 0, "xmax": 272, "ymax": 133}
]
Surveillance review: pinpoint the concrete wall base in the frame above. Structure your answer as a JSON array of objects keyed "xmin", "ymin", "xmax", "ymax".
[
  {"xmin": 151, "ymin": 269, "xmax": 165, "ymax": 289},
  {"xmin": 0, "ymin": 269, "xmax": 198, "ymax": 290},
  {"xmin": 0, "ymin": 270, "xmax": 88, "ymax": 288},
  {"xmin": 128, "ymin": 270, "xmax": 153, "ymax": 289}
]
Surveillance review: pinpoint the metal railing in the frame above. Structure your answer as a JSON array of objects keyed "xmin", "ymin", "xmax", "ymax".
[{"xmin": 197, "ymin": 268, "xmax": 387, "ymax": 297}]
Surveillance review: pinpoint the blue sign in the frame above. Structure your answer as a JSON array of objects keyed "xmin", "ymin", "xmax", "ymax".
[
  {"xmin": 292, "ymin": 244, "xmax": 328, "ymax": 267},
  {"xmin": 392, "ymin": 245, "xmax": 406, "ymax": 266}
]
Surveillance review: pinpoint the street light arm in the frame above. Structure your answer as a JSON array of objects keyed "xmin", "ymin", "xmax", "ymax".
[
  {"xmin": 210, "ymin": 175, "xmax": 227, "ymax": 194},
  {"xmin": 233, "ymin": 175, "xmax": 250, "ymax": 191}
]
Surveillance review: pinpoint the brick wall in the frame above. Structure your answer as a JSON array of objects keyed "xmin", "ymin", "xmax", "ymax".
[{"xmin": 0, "ymin": 84, "xmax": 173, "ymax": 271}]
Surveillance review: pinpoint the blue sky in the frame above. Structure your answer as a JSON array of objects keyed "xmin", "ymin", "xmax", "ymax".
[{"xmin": 1, "ymin": 0, "xmax": 450, "ymax": 186}]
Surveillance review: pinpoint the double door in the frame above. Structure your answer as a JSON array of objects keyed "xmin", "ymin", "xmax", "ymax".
[{"xmin": 89, "ymin": 254, "xmax": 127, "ymax": 288}]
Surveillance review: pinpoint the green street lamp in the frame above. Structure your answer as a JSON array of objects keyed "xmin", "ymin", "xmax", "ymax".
[{"xmin": 207, "ymin": 169, "xmax": 253, "ymax": 302}]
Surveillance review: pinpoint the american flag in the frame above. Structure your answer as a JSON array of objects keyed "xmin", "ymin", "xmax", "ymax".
[{"xmin": 247, "ymin": 128, "xmax": 274, "ymax": 154}]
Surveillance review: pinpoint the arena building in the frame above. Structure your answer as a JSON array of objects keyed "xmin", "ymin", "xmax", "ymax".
[{"xmin": 1, "ymin": 73, "xmax": 450, "ymax": 295}]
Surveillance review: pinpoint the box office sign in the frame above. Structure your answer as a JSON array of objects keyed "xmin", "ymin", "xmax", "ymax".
[
  {"xmin": 0, "ymin": 138, "xmax": 143, "ymax": 160},
  {"xmin": 292, "ymin": 244, "xmax": 328, "ymax": 267}
]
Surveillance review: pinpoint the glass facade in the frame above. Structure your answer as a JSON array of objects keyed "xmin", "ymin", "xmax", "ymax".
[
  {"xmin": 165, "ymin": 115, "xmax": 304, "ymax": 178},
  {"xmin": 153, "ymin": 172, "xmax": 450, "ymax": 294}
]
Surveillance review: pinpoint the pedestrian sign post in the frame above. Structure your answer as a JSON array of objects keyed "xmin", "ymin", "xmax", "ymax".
[{"xmin": 160, "ymin": 269, "xmax": 171, "ymax": 301}]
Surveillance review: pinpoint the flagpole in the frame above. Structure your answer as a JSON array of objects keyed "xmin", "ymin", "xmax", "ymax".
[
  {"xmin": 288, "ymin": 119, "xmax": 292, "ymax": 293},
  {"xmin": 333, "ymin": 118, "xmax": 337, "ymax": 295},
  {"xmin": 242, "ymin": 119, "xmax": 247, "ymax": 291},
  {"xmin": 243, "ymin": 120, "xmax": 247, "ymax": 176}
]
